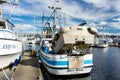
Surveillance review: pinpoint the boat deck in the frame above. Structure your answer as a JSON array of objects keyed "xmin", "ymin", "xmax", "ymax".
[{"xmin": 11, "ymin": 51, "xmax": 43, "ymax": 80}]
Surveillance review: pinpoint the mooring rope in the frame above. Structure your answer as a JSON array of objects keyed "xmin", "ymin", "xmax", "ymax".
[{"xmin": 2, "ymin": 67, "xmax": 10, "ymax": 80}]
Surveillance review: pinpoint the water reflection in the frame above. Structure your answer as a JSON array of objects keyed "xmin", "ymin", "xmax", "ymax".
[{"xmin": 91, "ymin": 47, "xmax": 120, "ymax": 80}]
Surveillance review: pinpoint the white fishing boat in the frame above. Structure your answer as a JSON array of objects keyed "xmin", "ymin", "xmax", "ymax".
[
  {"xmin": 39, "ymin": 0, "xmax": 98, "ymax": 75},
  {"xmin": 40, "ymin": 26, "xmax": 98, "ymax": 75},
  {"xmin": 0, "ymin": 19, "xmax": 22, "ymax": 68},
  {"xmin": 97, "ymin": 39, "xmax": 108, "ymax": 48},
  {"xmin": 0, "ymin": 0, "xmax": 22, "ymax": 73},
  {"xmin": 97, "ymin": 23, "xmax": 108, "ymax": 48}
]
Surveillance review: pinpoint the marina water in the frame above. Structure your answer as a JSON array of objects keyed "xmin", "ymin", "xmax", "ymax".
[{"xmin": 91, "ymin": 47, "xmax": 120, "ymax": 80}]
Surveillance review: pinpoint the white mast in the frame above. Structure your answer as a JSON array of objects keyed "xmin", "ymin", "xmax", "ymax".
[
  {"xmin": 47, "ymin": 0, "xmax": 61, "ymax": 35},
  {"xmin": 0, "ymin": 0, "xmax": 7, "ymax": 19},
  {"xmin": 0, "ymin": 0, "xmax": 18, "ymax": 20}
]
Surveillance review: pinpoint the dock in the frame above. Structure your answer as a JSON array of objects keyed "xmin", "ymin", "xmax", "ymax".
[{"xmin": 11, "ymin": 51, "xmax": 43, "ymax": 80}]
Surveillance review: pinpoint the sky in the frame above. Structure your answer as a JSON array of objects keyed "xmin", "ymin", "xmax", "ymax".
[{"xmin": 2, "ymin": 0, "xmax": 120, "ymax": 35}]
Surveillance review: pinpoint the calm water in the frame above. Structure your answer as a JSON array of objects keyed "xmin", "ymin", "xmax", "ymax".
[{"xmin": 91, "ymin": 47, "xmax": 120, "ymax": 80}]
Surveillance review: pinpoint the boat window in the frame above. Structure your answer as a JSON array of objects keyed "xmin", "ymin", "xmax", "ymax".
[
  {"xmin": 0, "ymin": 22, "xmax": 6, "ymax": 29},
  {"xmin": 7, "ymin": 22, "xmax": 13, "ymax": 31}
]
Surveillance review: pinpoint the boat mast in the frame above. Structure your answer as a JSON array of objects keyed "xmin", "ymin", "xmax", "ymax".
[
  {"xmin": 41, "ymin": 0, "xmax": 61, "ymax": 38},
  {"xmin": 48, "ymin": 0, "xmax": 61, "ymax": 31},
  {"xmin": 41, "ymin": 12, "xmax": 44, "ymax": 38},
  {"xmin": 0, "ymin": 0, "xmax": 7, "ymax": 19},
  {"xmin": 103, "ymin": 25, "xmax": 105, "ymax": 39},
  {"xmin": 0, "ymin": 0, "xmax": 18, "ymax": 20},
  {"xmin": 34, "ymin": 16, "xmax": 37, "ymax": 38}
]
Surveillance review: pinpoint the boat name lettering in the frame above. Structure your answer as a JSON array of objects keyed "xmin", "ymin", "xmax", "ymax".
[
  {"xmin": 2, "ymin": 44, "xmax": 16, "ymax": 49},
  {"xmin": 67, "ymin": 68, "xmax": 84, "ymax": 72}
]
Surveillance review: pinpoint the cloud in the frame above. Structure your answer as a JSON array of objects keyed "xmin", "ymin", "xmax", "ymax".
[
  {"xmin": 109, "ymin": 22, "xmax": 120, "ymax": 29},
  {"xmin": 2, "ymin": 0, "xmax": 120, "ymax": 34},
  {"xmin": 11, "ymin": 17, "xmax": 23, "ymax": 21},
  {"xmin": 15, "ymin": 24, "xmax": 33, "ymax": 30},
  {"xmin": 3, "ymin": 0, "xmax": 119, "ymax": 22},
  {"xmin": 113, "ymin": 17, "xmax": 120, "ymax": 22},
  {"xmin": 87, "ymin": 22, "xmax": 97, "ymax": 27},
  {"xmin": 57, "ymin": 0, "xmax": 119, "ymax": 23},
  {"xmin": 82, "ymin": 0, "xmax": 110, "ymax": 9},
  {"xmin": 99, "ymin": 21, "xmax": 107, "ymax": 26},
  {"xmin": 110, "ymin": 0, "xmax": 120, "ymax": 12},
  {"xmin": 14, "ymin": 24, "xmax": 38, "ymax": 33}
]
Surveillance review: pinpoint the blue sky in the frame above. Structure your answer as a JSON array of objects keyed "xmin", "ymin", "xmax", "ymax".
[{"xmin": 2, "ymin": 0, "xmax": 120, "ymax": 35}]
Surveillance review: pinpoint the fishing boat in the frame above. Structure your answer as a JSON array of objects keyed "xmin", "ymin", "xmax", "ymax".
[
  {"xmin": 97, "ymin": 24, "xmax": 108, "ymax": 48},
  {"xmin": 97, "ymin": 39, "xmax": 108, "ymax": 48},
  {"xmin": 39, "ymin": 0, "xmax": 98, "ymax": 75},
  {"xmin": 0, "ymin": 0, "xmax": 22, "ymax": 72}
]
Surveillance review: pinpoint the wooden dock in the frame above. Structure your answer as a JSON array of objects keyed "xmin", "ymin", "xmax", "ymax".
[{"xmin": 11, "ymin": 51, "xmax": 43, "ymax": 80}]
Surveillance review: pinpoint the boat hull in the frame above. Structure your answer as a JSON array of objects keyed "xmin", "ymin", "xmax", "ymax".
[
  {"xmin": 0, "ymin": 39, "xmax": 22, "ymax": 69},
  {"xmin": 44, "ymin": 64, "xmax": 92, "ymax": 75},
  {"xmin": 97, "ymin": 44, "xmax": 108, "ymax": 48},
  {"xmin": 0, "ymin": 53, "xmax": 22, "ymax": 69},
  {"xmin": 97, "ymin": 39, "xmax": 108, "ymax": 48},
  {"xmin": 39, "ymin": 50, "xmax": 93, "ymax": 75}
]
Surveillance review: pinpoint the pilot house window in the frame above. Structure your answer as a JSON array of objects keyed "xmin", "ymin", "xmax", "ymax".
[{"xmin": 0, "ymin": 22, "xmax": 6, "ymax": 29}]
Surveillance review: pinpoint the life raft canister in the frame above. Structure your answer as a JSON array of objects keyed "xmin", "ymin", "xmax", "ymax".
[{"xmin": 87, "ymin": 27, "xmax": 98, "ymax": 35}]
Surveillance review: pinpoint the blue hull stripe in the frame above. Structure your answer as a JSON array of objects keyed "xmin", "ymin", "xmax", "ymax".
[
  {"xmin": 40, "ymin": 54, "xmax": 67, "ymax": 66},
  {"xmin": 40, "ymin": 53, "xmax": 92, "ymax": 66},
  {"xmin": 84, "ymin": 60, "xmax": 92, "ymax": 64}
]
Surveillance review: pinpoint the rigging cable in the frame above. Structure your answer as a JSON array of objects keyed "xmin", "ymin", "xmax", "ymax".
[{"xmin": 6, "ymin": 0, "xmax": 19, "ymax": 20}]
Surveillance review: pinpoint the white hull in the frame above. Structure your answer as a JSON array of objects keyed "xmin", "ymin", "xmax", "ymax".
[
  {"xmin": 39, "ymin": 50, "xmax": 93, "ymax": 75},
  {"xmin": 45, "ymin": 65, "xmax": 92, "ymax": 75},
  {"xmin": 0, "ymin": 53, "xmax": 21, "ymax": 69},
  {"xmin": 0, "ymin": 39, "xmax": 22, "ymax": 69},
  {"xmin": 97, "ymin": 39, "xmax": 108, "ymax": 48},
  {"xmin": 97, "ymin": 44, "xmax": 108, "ymax": 48}
]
